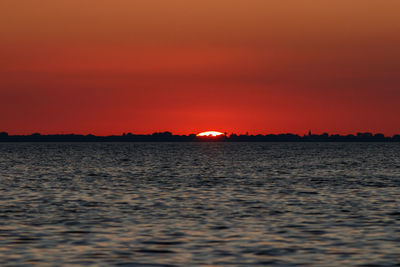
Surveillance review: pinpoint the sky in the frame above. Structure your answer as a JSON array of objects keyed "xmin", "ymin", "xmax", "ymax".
[{"xmin": 1, "ymin": 0, "xmax": 400, "ymax": 135}]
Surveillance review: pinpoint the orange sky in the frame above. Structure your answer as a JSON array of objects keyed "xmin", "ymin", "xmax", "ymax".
[{"xmin": 1, "ymin": 0, "xmax": 400, "ymax": 135}]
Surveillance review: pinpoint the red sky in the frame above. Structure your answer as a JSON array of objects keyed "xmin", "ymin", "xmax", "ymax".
[{"xmin": 1, "ymin": 0, "xmax": 400, "ymax": 135}]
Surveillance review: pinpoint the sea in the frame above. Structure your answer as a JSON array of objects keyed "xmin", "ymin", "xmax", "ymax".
[{"xmin": 0, "ymin": 142, "xmax": 400, "ymax": 266}]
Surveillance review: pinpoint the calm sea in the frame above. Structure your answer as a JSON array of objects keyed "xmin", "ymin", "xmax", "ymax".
[{"xmin": 1, "ymin": 142, "xmax": 400, "ymax": 266}]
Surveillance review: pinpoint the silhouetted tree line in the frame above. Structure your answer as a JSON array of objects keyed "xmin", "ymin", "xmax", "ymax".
[{"xmin": 1, "ymin": 131, "xmax": 400, "ymax": 142}]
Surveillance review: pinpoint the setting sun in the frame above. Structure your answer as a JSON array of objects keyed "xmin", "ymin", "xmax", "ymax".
[{"xmin": 197, "ymin": 131, "xmax": 224, "ymax": 137}]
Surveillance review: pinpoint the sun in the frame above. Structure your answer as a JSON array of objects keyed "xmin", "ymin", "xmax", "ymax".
[{"xmin": 197, "ymin": 131, "xmax": 224, "ymax": 137}]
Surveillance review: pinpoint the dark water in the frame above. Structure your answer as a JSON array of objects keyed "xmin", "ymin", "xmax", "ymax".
[{"xmin": 1, "ymin": 142, "xmax": 400, "ymax": 266}]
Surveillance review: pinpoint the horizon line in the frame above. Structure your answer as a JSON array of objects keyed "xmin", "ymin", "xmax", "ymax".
[{"xmin": 1, "ymin": 131, "xmax": 399, "ymax": 138}]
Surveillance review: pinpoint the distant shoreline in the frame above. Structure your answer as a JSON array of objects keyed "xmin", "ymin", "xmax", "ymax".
[{"xmin": 1, "ymin": 132, "xmax": 399, "ymax": 142}]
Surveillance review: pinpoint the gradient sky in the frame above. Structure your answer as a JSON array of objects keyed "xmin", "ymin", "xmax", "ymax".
[{"xmin": 1, "ymin": 0, "xmax": 400, "ymax": 135}]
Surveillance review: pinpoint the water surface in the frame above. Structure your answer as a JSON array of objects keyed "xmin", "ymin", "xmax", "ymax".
[{"xmin": 1, "ymin": 142, "xmax": 400, "ymax": 266}]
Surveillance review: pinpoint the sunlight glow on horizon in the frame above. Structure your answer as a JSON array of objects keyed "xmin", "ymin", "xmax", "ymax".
[{"xmin": 197, "ymin": 131, "xmax": 224, "ymax": 137}]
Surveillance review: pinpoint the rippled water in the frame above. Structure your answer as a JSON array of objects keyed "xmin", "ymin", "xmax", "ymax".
[{"xmin": 1, "ymin": 142, "xmax": 400, "ymax": 266}]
